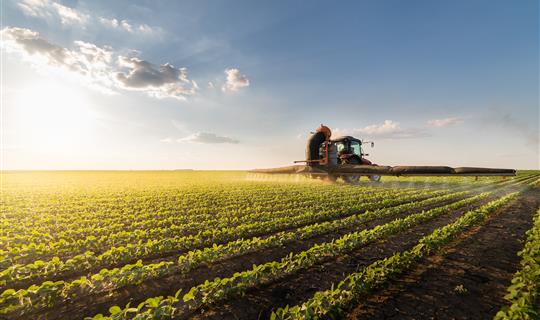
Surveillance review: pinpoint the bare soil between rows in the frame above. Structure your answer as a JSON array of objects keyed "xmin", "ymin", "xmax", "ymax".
[
  {"xmin": 347, "ymin": 187, "xmax": 540, "ymax": 320},
  {"xmin": 186, "ymin": 195, "xmax": 500, "ymax": 319},
  {"xmin": 12, "ymin": 194, "xmax": 471, "ymax": 320}
]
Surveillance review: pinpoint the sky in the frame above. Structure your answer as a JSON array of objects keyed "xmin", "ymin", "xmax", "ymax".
[{"xmin": 1, "ymin": 0, "xmax": 538, "ymax": 170}]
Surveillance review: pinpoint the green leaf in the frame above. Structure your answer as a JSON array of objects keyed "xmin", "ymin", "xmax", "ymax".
[
  {"xmin": 183, "ymin": 287, "xmax": 197, "ymax": 302},
  {"xmin": 108, "ymin": 306, "xmax": 122, "ymax": 315},
  {"xmin": 0, "ymin": 288, "xmax": 16, "ymax": 298}
]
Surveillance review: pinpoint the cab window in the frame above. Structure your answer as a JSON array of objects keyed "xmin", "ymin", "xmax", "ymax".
[
  {"xmin": 335, "ymin": 142, "xmax": 345, "ymax": 153},
  {"xmin": 350, "ymin": 141, "xmax": 361, "ymax": 156}
]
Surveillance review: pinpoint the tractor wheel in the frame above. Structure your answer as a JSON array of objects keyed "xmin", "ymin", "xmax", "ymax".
[
  {"xmin": 369, "ymin": 175, "xmax": 381, "ymax": 182},
  {"xmin": 341, "ymin": 158, "xmax": 361, "ymax": 184}
]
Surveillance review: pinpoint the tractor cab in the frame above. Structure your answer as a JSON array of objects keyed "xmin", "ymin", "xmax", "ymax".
[
  {"xmin": 304, "ymin": 125, "xmax": 380, "ymax": 182},
  {"xmin": 330, "ymin": 136, "xmax": 375, "ymax": 167},
  {"xmin": 306, "ymin": 125, "xmax": 372, "ymax": 166},
  {"xmin": 331, "ymin": 136, "xmax": 363, "ymax": 158}
]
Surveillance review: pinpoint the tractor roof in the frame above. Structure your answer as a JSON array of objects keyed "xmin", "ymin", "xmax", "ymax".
[{"xmin": 331, "ymin": 135, "xmax": 362, "ymax": 143}]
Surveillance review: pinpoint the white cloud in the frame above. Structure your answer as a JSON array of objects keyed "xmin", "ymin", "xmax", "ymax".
[
  {"xmin": 120, "ymin": 20, "xmax": 133, "ymax": 32},
  {"xmin": 160, "ymin": 137, "xmax": 173, "ymax": 143},
  {"xmin": 52, "ymin": 2, "xmax": 88, "ymax": 24},
  {"xmin": 427, "ymin": 117, "xmax": 464, "ymax": 127},
  {"xmin": 137, "ymin": 24, "xmax": 159, "ymax": 34},
  {"xmin": 222, "ymin": 68, "xmax": 250, "ymax": 92},
  {"xmin": 358, "ymin": 120, "xmax": 401, "ymax": 136},
  {"xmin": 98, "ymin": 17, "xmax": 160, "ymax": 34},
  {"xmin": 74, "ymin": 41, "xmax": 113, "ymax": 66},
  {"xmin": 98, "ymin": 17, "xmax": 120, "ymax": 28},
  {"xmin": 177, "ymin": 132, "xmax": 239, "ymax": 144},
  {"xmin": 335, "ymin": 120, "xmax": 428, "ymax": 140},
  {"xmin": 1, "ymin": 27, "xmax": 195, "ymax": 100},
  {"xmin": 17, "ymin": 0, "xmax": 160, "ymax": 34},
  {"xmin": 1, "ymin": 27, "xmax": 111, "ymax": 79},
  {"xmin": 17, "ymin": 0, "xmax": 88, "ymax": 25}
]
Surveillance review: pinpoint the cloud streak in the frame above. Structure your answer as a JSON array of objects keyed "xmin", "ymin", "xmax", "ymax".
[
  {"xmin": 177, "ymin": 132, "xmax": 239, "ymax": 144},
  {"xmin": 98, "ymin": 17, "xmax": 160, "ymax": 34},
  {"xmin": 17, "ymin": 0, "xmax": 160, "ymax": 34},
  {"xmin": 427, "ymin": 117, "xmax": 464, "ymax": 127},
  {"xmin": 335, "ymin": 120, "xmax": 428, "ymax": 140},
  {"xmin": 18, "ymin": 0, "xmax": 88, "ymax": 25}
]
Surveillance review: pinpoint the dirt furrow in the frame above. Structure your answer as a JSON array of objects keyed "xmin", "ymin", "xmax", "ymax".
[
  {"xmin": 187, "ymin": 196, "xmax": 498, "ymax": 319},
  {"xmin": 346, "ymin": 187, "xmax": 540, "ymax": 320}
]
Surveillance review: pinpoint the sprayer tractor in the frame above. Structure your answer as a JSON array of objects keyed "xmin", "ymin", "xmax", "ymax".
[
  {"xmin": 297, "ymin": 125, "xmax": 379, "ymax": 183},
  {"xmin": 251, "ymin": 124, "xmax": 516, "ymax": 183}
]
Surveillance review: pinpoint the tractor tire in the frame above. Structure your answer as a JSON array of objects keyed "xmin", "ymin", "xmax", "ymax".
[{"xmin": 341, "ymin": 157, "xmax": 361, "ymax": 184}]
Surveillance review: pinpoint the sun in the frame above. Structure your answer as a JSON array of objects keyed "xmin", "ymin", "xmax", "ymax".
[{"xmin": 12, "ymin": 82, "xmax": 99, "ymax": 151}]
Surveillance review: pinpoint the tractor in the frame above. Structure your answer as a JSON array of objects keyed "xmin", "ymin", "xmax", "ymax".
[{"xmin": 301, "ymin": 124, "xmax": 380, "ymax": 183}]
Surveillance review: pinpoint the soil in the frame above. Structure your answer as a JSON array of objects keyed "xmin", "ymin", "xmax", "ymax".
[{"xmin": 346, "ymin": 187, "xmax": 540, "ymax": 320}]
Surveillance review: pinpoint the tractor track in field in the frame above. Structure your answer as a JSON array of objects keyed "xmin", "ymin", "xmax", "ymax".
[
  {"xmin": 345, "ymin": 187, "xmax": 540, "ymax": 320},
  {"xmin": 184, "ymin": 193, "xmax": 505, "ymax": 320},
  {"xmin": 20, "ymin": 192, "xmax": 476, "ymax": 320}
]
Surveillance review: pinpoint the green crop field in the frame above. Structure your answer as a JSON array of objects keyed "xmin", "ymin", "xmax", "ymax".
[{"xmin": 1, "ymin": 171, "xmax": 539, "ymax": 320}]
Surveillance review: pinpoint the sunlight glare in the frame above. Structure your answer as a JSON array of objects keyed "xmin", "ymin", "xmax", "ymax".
[{"xmin": 13, "ymin": 83, "xmax": 98, "ymax": 150}]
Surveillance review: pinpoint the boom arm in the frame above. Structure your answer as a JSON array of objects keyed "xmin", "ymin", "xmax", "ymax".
[{"xmin": 250, "ymin": 165, "xmax": 516, "ymax": 177}]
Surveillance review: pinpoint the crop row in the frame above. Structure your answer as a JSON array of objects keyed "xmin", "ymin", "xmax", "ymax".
[
  {"xmin": 2, "ymin": 184, "xmax": 388, "ymax": 244},
  {"xmin": 0, "ymin": 189, "xmax": 442, "ymax": 288},
  {"xmin": 1, "ymin": 188, "xmax": 420, "ymax": 262},
  {"xmin": 475, "ymin": 174, "xmax": 538, "ymax": 191},
  {"xmin": 503, "ymin": 174, "xmax": 540, "ymax": 188},
  {"xmin": 495, "ymin": 206, "xmax": 540, "ymax": 320},
  {"xmin": 1, "ymin": 182, "xmax": 377, "ymax": 223},
  {"xmin": 87, "ymin": 192, "xmax": 492, "ymax": 319},
  {"xmin": 1, "ymin": 184, "xmax": 345, "ymax": 224},
  {"xmin": 0, "ymin": 191, "xmax": 471, "ymax": 314},
  {"xmin": 3, "ymin": 173, "xmax": 532, "ymax": 250},
  {"xmin": 2, "ymin": 183, "xmax": 376, "ymax": 242},
  {"xmin": 270, "ymin": 192, "xmax": 519, "ymax": 319}
]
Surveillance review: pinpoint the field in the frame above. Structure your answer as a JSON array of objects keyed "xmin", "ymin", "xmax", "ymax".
[{"xmin": 1, "ymin": 171, "xmax": 539, "ymax": 320}]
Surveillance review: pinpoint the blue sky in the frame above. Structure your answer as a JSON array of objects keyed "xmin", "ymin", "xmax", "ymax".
[{"xmin": 1, "ymin": 0, "xmax": 538, "ymax": 169}]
